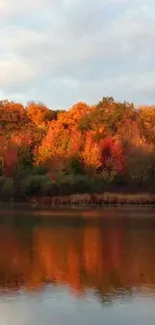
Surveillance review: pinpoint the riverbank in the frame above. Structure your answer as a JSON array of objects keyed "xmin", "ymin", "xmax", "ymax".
[
  {"xmin": 28, "ymin": 192, "xmax": 155, "ymax": 207},
  {"xmin": 1, "ymin": 192, "xmax": 155, "ymax": 208}
]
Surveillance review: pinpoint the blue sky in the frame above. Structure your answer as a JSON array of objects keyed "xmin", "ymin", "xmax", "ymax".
[{"xmin": 0, "ymin": 0, "xmax": 155, "ymax": 108}]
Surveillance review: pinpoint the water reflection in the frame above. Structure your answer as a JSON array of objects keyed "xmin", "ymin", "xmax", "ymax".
[{"xmin": 0, "ymin": 216, "xmax": 155, "ymax": 301}]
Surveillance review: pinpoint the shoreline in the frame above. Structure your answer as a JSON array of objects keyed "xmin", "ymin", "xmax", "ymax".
[
  {"xmin": 0, "ymin": 203, "xmax": 155, "ymax": 222},
  {"xmin": 18, "ymin": 192, "xmax": 155, "ymax": 207},
  {"xmin": 1, "ymin": 192, "xmax": 155, "ymax": 208}
]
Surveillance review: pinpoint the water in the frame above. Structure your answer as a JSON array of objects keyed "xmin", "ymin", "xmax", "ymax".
[{"xmin": 0, "ymin": 208, "xmax": 155, "ymax": 325}]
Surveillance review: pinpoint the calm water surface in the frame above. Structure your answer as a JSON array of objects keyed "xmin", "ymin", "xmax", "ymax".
[{"xmin": 0, "ymin": 208, "xmax": 155, "ymax": 325}]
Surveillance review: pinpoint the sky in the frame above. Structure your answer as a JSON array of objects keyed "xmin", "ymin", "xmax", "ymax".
[{"xmin": 0, "ymin": 0, "xmax": 155, "ymax": 109}]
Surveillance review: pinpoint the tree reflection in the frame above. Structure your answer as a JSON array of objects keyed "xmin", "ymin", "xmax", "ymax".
[{"xmin": 0, "ymin": 222, "xmax": 155, "ymax": 302}]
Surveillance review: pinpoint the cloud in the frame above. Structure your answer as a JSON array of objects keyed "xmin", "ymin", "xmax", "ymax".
[
  {"xmin": 0, "ymin": 0, "xmax": 56, "ymax": 21},
  {"xmin": 0, "ymin": 0, "xmax": 155, "ymax": 108}
]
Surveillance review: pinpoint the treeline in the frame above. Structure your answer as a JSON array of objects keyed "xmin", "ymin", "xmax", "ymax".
[{"xmin": 0, "ymin": 97, "xmax": 155, "ymax": 201}]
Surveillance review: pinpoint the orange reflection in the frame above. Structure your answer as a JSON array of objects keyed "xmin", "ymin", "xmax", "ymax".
[{"xmin": 0, "ymin": 223, "xmax": 154, "ymax": 297}]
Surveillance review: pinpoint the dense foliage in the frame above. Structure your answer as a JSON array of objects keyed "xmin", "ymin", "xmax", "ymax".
[{"xmin": 0, "ymin": 97, "xmax": 155, "ymax": 200}]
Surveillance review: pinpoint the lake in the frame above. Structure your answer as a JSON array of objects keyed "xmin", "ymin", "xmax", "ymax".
[{"xmin": 0, "ymin": 207, "xmax": 155, "ymax": 325}]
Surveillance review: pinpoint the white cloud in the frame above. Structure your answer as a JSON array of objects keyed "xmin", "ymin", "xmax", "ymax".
[
  {"xmin": 0, "ymin": 0, "xmax": 56, "ymax": 20},
  {"xmin": 0, "ymin": 0, "xmax": 155, "ymax": 107}
]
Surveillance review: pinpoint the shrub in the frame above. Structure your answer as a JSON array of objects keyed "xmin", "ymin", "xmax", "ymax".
[
  {"xmin": 19, "ymin": 173, "xmax": 59, "ymax": 197},
  {"xmin": 2, "ymin": 178, "xmax": 14, "ymax": 199},
  {"xmin": 55, "ymin": 174, "xmax": 93, "ymax": 194},
  {"xmin": 56, "ymin": 174, "xmax": 73, "ymax": 195},
  {"xmin": 19, "ymin": 175, "xmax": 44, "ymax": 196},
  {"xmin": 19, "ymin": 177, "xmax": 33, "ymax": 196},
  {"xmin": 0, "ymin": 176, "xmax": 8, "ymax": 188},
  {"xmin": 32, "ymin": 166, "xmax": 48, "ymax": 175},
  {"xmin": 70, "ymin": 175, "xmax": 92, "ymax": 193},
  {"xmin": 40, "ymin": 179, "xmax": 59, "ymax": 196},
  {"xmin": 71, "ymin": 156, "xmax": 84, "ymax": 175}
]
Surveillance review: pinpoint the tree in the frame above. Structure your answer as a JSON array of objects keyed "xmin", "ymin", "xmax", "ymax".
[{"xmin": 26, "ymin": 102, "xmax": 54, "ymax": 128}]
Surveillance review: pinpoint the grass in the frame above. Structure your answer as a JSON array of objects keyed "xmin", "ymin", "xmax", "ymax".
[{"xmin": 29, "ymin": 192, "xmax": 155, "ymax": 207}]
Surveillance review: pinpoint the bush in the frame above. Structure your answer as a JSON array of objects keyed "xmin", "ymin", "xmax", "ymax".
[
  {"xmin": 20, "ymin": 174, "xmax": 45, "ymax": 195},
  {"xmin": 87, "ymin": 177, "xmax": 105, "ymax": 193},
  {"xmin": 2, "ymin": 178, "xmax": 14, "ymax": 199},
  {"xmin": 55, "ymin": 174, "xmax": 94, "ymax": 195},
  {"xmin": 71, "ymin": 156, "xmax": 84, "ymax": 175},
  {"xmin": 112, "ymin": 173, "xmax": 127, "ymax": 186},
  {"xmin": 18, "ymin": 173, "xmax": 59, "ymax": 197},
  {"xmin": 40, "ymin": 179, "xmax": 59, "ymax": 196},
  {"xmin": 0, "ymin": 167, "xmax": 3, "ymax": 177},
  {"xmin": 15, "ymin": 168, "xmax": 32, "ymax": 180},
  {"xmin": 70, "ymin": 175, "xmax": 92, "ymax": 193},
  {"xmin": 0, "ymin": 176, "xmax": 8, "ymax": 188},
  {"xmin": 56, "ymin": 174, "xmax": 73, "ymax": 195},
  {"xmin": 32, "ymin": 166, "xmax": 48, "ymax": 175},
  {"xmin": 19, "ymin": 175, "xmax": 41, "ymax": 196}
]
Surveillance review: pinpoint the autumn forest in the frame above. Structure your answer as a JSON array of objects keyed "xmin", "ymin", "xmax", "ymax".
[{"xmin": 0, "ymin": 97, "xmax": 155, "ymax": 202}]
